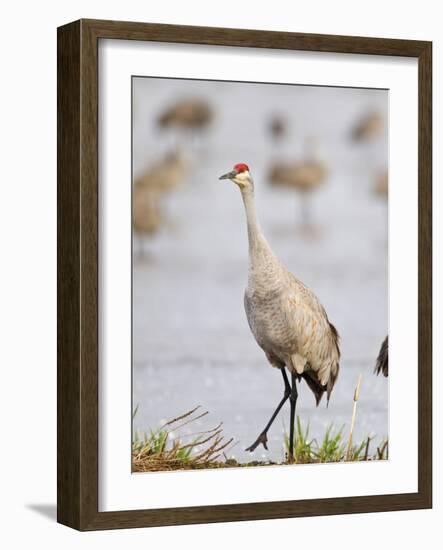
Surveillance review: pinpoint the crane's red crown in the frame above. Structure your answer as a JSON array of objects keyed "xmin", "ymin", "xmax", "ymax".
[{"xmin": 234, "ymin": 163, "xmax": 249, "ymax": 173}]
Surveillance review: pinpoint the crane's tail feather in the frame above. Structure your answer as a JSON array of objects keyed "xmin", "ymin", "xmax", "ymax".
[
  {"xmin": 374, "ymin": 336, "xmax": 388, "ymax": 377},
  {"xmin": 302, "ymin": 358, "xmax": 340, "ymax": 408},
  {"xmin": 302, "ymin": 371, "xmax": 325, "ymax": 407}
]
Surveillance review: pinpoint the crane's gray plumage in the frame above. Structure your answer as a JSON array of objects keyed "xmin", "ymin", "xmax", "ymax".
[
  {"xmin": 243, "ymin": 239, "xmax": 340, "ymax": 405},
  {"xmin": 375, "ymin": 336, "xmax": 388, "ymax": 377},
  {"xmin": 219, "ymin": 163, "xmax": 340, "ymax": 456}
]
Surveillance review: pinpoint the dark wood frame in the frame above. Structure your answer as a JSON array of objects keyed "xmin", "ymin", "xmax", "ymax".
[{"xmin": 57, "ymin": 18, "xmax": 432, "ymax": 531}]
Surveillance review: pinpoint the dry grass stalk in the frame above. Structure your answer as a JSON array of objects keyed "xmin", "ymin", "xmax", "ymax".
[
  {"xmin": 132, "ymin": 407, "xmax": 235, "ymax": 472},
  {"xmin": 159, "ymin": 405, "xmax": 202, "ymax": 429},
  {"xmin": 377, "ymin": 440, "xmax": 389, "ymax": 460},
  {"xmin": 363, "ymin": 436, "xmax": 371, "ymax": 461},
  {"xmin": 345, "ymin": 374, "xmax": 362, "ymax": 461}
]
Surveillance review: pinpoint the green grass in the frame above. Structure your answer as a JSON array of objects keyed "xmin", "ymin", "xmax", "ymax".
[
  {"xmin": 132, "ymin": 406, "xmax": 236, "ymax": 472},
  {"xmin": 132, "ymin": 406, "xmax": 388, "ymax": 472},
  {"xmin": 284, "ymin": 416, "xmax": 388, "ymax": 464}
]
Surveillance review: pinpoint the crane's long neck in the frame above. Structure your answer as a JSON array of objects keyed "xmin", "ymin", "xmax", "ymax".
[
  {"xmin": 240, "ymin": 185, "xmax": 281, "ymax": 283},
  {"xmin": 241, "ymin": 186, "xmax": 263, "ymax": 251}
]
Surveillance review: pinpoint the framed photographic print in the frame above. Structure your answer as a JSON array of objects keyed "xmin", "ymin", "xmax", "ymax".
[{"xmin": 57, "ymin": 19, "xmax": 432, "ymax": 530}]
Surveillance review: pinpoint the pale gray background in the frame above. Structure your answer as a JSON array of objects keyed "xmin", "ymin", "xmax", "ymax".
[{"xmin": 132, "ymin": 76, "xmax": 389, "ymax": 462}]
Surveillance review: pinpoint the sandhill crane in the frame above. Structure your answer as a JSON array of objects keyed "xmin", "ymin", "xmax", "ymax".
[
  {"xmin": 158, "ymin": 99, "xmax": 213, "ymax": 130},
  {"xmin": 133, "ymin": 186, "xmax": 163, "ymax": 237},
  {"xmin": 135, "ymin": 150, "xmax": 188, "ymax": 195},
  {"xmin": 351, "ymin": 111, "xmax": 384, "ymax": 142},
  {"xmin": 219, "ymin": 163, "xmax": 340, "ymax": 461},
  {"xmin": 374, "ymin": 336, "xmax": 388, "ymax": 377},
  {"xmin": 374, "ymin": 170, "xmax": 388, "ymax": 198},
  {"xmin": 268, "ymin": 139, "xmax": 328, "ymax": 229},
  {"xmin": 133, "ymin": 151, "xmax": 189, "ymax": 250},
  {"xmin": 157, "ymin": 99, "xmax": 213, "ymax": 150},
  {"xmin": 268, "ymin": 115, "xmax": 287, "ymax": 143}
]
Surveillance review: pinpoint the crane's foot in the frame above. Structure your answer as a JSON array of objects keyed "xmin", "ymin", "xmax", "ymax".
[{"xmin": 245, "ymin": 432, "xmax": 268, "ymax": 452}]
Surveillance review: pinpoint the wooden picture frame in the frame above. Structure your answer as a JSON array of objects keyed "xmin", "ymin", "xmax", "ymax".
[{"xmin": 57, "ymin": 18, "xmax": 432, "ymax": 530}]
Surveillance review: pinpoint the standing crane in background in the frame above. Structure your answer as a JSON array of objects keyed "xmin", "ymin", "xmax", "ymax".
[
  {"xmin": 268, "ymin": 138, "xmax": 328, "ymax": 230},
  {"xmin": 157, "ymin": 98, "xmax": 213, "ymax": 149},
  {"xmin": 219, "ymin": 163, "xmax": 340, "ymax": 461},
  {"xmin": 373, "ymin": 170, "xmax": 388, "ymax": 198},
  {"xmin": 268, "ymin": 114, "xmax": 287, "ymax": 143},
  {"xmin": 134, "ymin": 150, "xmax": 188, "ymax": 195},
  {"xmin": 374, "ymin": 336, "xmax": 388, "ymax": 377},
  {"xmin": 133, "ymin": 150, "xmax": 189, "ymax": 254},
  {"xmin": 133, "ymin": 185, "xmax": 163, "ymax": 238},
  {"xmin": 351, "ymin": 111, "xmax": 384, "ymax": 142}
]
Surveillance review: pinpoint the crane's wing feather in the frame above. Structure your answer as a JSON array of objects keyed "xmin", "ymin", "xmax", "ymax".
[{"xmin": 283, "ymin": 275, "xmax": 340, "ymax": 403}]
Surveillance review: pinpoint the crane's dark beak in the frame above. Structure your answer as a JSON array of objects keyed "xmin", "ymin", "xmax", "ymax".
[{"xmin": 219, "ymin": 170, "xmax": 237, "ymax": 180}]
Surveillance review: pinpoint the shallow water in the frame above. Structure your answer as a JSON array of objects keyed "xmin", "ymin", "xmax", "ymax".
[{"xmin": 132, "ymin": 78, "xmax": 389, "ymax": 463}]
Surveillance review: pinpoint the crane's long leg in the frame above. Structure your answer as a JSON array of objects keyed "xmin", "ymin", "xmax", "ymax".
[
  {"xmin": 288, "ymin": 373, "xmax": 298, "ymax": 463},
  {"xmin": 245, "ymin": 368, "xmax": 291, "ymax": 452}
]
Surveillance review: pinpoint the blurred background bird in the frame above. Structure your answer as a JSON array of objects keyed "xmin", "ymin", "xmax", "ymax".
[
  {"xmin": 268, "ymin": 137, "xmax": 328, "ymax": 230},
  {"xmin": 374, "ymin": 170, "xmax": 388, "ymax": 198},
  {"xmin": 157, "ymin": 98, "xmax": 214, "ymax": 151},
  {"xmin": 268, "ymin": 114, "xmax": 287, "ymax": 144},
  {"xmin": 351, "ymin": 110, "xmax": 384, "ymax": 142},
  {"xmin": 135, "ymin": 150, "xmax": 188, "ymax": 194},
  {"xmin": 133, "ymin": 150, "xmax": 189, "ymax": 256}
]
